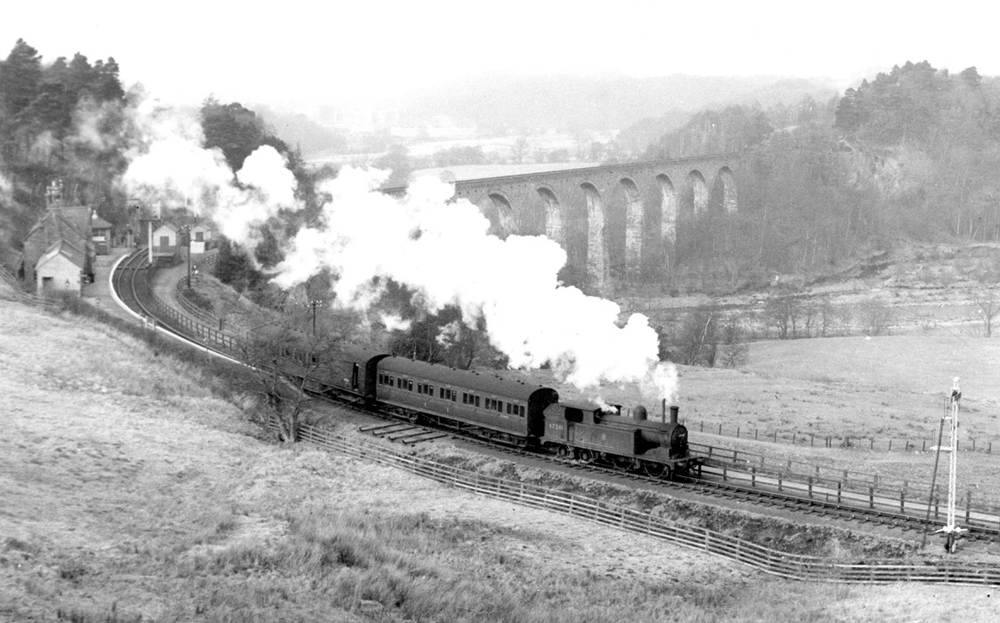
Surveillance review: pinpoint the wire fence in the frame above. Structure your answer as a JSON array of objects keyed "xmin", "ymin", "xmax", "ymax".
[
  {"xmin": 687, "ymin": 419, "xmax": 1000, "ymax": 455},
  {"xmin": 274, "ymin": 416, "xmax": 1000, "ymax": 585}
]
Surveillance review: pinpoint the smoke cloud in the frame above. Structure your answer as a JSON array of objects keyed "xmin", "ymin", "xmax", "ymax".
[
  {"xmin": 274, "ymin": 167, "xmax": 678, "ymax": 404},
  {"xmin": 120, "ymin": 97, "xmax": 298, "ymax": 251}
]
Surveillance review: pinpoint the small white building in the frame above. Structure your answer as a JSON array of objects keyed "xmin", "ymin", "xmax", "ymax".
[
  {"xmin": 190, "ymin": 224, "xmax": 213, "ymax": 254},
  {"xmin": 152, "ymin": 222, "xmax": 179, "ymax": 250},
  {"xmin": 35, "ymin": 239, "xmax": 85, "ymax": 295},
  {"xmin": 150, "ymin": 222, "xmax": 180, "ymax": 264}
]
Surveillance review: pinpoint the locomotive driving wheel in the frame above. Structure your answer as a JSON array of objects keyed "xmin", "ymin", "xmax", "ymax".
[
  {"xmin": 556, "ymin": 446, "xmax": 571, "ymax": 459},
  {"xmin": 642, "ymin": 461, "xmax": 666, "ymax": 478},
  {"xmin": 577, "ymin": 449, "xmax": 595, "ymax": 464}
]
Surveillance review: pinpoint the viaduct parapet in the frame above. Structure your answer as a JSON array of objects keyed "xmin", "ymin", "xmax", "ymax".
[{"xmin": 407, "ymin": 153, "xmax": 741, "ymax": 294}]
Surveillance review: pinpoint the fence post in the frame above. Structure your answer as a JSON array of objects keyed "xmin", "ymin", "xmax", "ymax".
[
  {"xmin": 837, "ymin": 480, "xmax": 842, "ymax": 504},
  {"xmin": 700, "ymin": 422, "xmax": 704, "ymax": 433},
  {"xmin": 773, "ymin": 431, "xmax": 778, "ymax": 443},
  {"xmin": 967, "ymin": 491, "xmax": 972, "ymax": 524},
  {"xmin": 870, "ymin": 437, "xmax": 874, "ymax": 450},
  {"xmin": 811, "ymin": 434, "xmax": 814, "ymax": 446},
  {"xmin": 808, "ymin": 476, "xmax": 813, "ymax": 498},
  {"xmin": 869, "ymin": 487, "xmax": 875, "ymax": 509},
  {"xmin": 737, "ymin": 426, "xmax": 740, "ymax": 438},
  {"xmin": 778, "ymin": 474, "xmax": 783, "ymax": 492},
  {"xmin": 718, "ymin": 423, "xmax": 723, "ymax": 435},
  {"xmin": 755, "ymin": 429, "xmax": 758, "ymax": 440},
  {"xmin": 889, "ymin": 439, "xmax": 892, "ymax": 451},
  {"xmin": 751, "ymin": 466, "xmax": 756, "ymax": 487},
  {"xmin": 900, "ymin": 489, "xmax": 905, "ymax": 513}
]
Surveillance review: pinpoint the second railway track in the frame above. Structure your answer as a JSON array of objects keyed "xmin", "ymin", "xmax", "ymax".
[{"xmin": 114, "ymin": 252, "xmax": 1000, "ymax": 545}]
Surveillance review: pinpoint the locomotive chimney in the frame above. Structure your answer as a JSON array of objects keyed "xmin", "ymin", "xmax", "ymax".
[
  {"xmin": 670, "ymin": 405, "xmax": 679, "ymax": 425},
  {"xmin": 633, "ymin": 405, "xmax": 647, "ymax": 421}
]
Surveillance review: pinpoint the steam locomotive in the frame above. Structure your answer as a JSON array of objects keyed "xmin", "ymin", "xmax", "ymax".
[{"xmin": 270, "ymin": 335, "xmax": 693, "ymax": 479}]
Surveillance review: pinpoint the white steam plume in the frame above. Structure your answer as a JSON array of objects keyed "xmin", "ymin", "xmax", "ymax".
[
  {"xmin": 120, "ymin": 97, "xmax": 298, "ymax": 251},
  {"xmin": 274, "ymin": 167, "xmax": 679, "ymax": 404}
]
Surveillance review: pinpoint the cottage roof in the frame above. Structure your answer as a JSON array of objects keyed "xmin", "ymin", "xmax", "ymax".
[
  {"xmin": 154, "ymin": 222, "xmax": 180, "ymax": 233},
  {"xmin": 91, "ymin": 214, "xmax": 114, "ymax": 230},
  {"xmin": 37, "ymin": 238, "xmax": 86, "ymax": 270},
  {"xmin": 26, "ymin": 206, "xmax": 92, "ymax": 250}
]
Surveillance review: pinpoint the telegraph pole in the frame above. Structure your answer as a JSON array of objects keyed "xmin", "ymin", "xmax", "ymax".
[{"xmin": 308, "ymin": 300, "xmax": 321, "ymax": 335}]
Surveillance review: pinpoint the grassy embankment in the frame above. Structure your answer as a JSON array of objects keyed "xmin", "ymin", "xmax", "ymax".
[{"xmin": 2, "ymin": 298, "xmax": 998, "ymax": 622}]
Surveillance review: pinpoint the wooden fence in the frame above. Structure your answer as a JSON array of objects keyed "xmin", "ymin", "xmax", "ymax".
[
  {"xmin": 133, "ymin": 268, "xmax": 241, "ymax": 354},
  {"xmin": 280, "ymin": 417, "xmax": 1000, "ymax": 586},
  {"xmin": 691, "ymin": 441, "xmax": 1000, "ymax": 531},
  {"xmin": 0, "ymin": 265, "xmax": 61, "ymax": 311}
]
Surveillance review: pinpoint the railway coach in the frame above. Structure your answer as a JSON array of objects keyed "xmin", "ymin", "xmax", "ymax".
[{"xmin": 373, "ymin": 357, "xmax": 560, "ymax": 445}]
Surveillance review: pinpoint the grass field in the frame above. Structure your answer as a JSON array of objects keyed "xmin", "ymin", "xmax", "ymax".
[{"xmin": 2, "ymin": 299, "xmax": 1000, "ymax": 622}]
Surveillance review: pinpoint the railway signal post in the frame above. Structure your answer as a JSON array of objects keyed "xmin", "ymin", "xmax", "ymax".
[{"xmin": 933, "ymin": 377, "xmax": 965, "ymax": 554}]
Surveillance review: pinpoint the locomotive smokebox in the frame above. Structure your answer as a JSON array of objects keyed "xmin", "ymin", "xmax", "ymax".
[{"xmin": 633, "ymin": 405, "xmax": 647, "ymax": 421}]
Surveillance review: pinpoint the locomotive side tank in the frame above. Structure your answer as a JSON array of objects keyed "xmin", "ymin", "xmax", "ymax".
[{"xmin": 541, "ymin": 401, "xmax": 689, "ymax": 476}]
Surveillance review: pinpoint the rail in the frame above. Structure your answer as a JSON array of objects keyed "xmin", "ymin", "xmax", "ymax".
[
  {"xmin": 281, "ymin": 416, "xmax": 1000, "ymax": 586},
  {"xmin": 690, "ymin": 441, "xmax": 1000, "ymax": 533},
  {"xmin": 174, "ymin": 277, "xmax": 220, "ymax": 327}
]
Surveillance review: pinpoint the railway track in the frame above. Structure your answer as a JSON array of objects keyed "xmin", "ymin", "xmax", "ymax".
[{"xmin": 112, "ymin": 257, "xmax": 1000, "ymax": 545}]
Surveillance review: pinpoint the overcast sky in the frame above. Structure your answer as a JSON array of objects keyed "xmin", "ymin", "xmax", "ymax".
[{"xmin": 4, "ymin": 1, "xmax": 999, "ymax": 111}]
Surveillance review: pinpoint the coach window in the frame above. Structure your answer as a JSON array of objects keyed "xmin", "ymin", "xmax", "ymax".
[
  {"xmin": 389, "ymin": 376, "xmax": 395, "ymax": 387},
  {"xmin": 497, "ymin": 400, "xmax": 503, "ymax": 413},
  {"xmin": 451, "ymin": 390, "xmax": 457, "ymax": 402},
  {"xmin": 475, "ymin": 395, "xmax": 481, "ymax": 407},
  {"xmin": 519, "ymin": 405, "xmax": 525, "ymax": 417}
]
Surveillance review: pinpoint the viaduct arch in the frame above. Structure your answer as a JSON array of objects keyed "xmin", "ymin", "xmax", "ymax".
[{"xmin": 439, "ymin": 153, "xmax": 739, "ymax": 293}]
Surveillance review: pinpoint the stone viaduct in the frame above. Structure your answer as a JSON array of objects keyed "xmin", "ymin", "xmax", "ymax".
[{"xmin": 446, "ymin": 153, "xmax": 740, "ymax": 293}]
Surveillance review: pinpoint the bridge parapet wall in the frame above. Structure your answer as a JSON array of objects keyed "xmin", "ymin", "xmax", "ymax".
[{"xmin": 450, "ymin": 154, "xmax": 740, "ymax": 293}]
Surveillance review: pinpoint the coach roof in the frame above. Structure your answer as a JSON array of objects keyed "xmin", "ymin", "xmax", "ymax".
[{"xmin": 379, "ymin": 356, "xmax": 559, "ymax": 402}]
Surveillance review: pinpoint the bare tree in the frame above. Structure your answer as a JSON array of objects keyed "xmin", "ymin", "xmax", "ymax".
[
  {"xmin": 235, "ymin": 329, "xmax": 336, "ymax": 443},
  {"xmin": 858, "ymin": 298, "xmax": 895, "ymax": 336},
  {"xmin": 973, "ymin": 285, "xmax": 1000, "ymax": 337},
  {"xmin": 511, "ymin": 136, "xmax": 530, "ymax": 164},
  {"xmin": 764, "ymin": 293, "xmax": 801, "ymax": 339}
]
